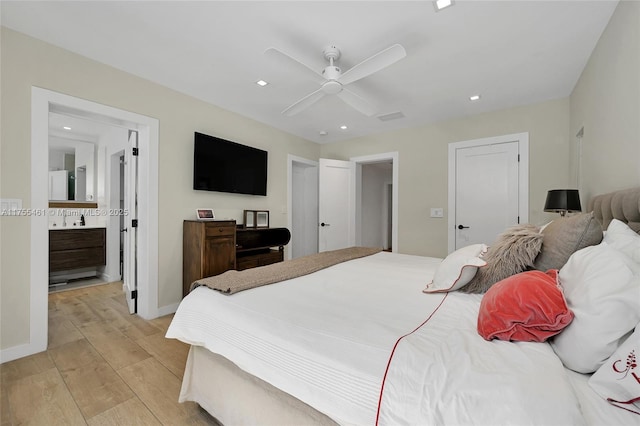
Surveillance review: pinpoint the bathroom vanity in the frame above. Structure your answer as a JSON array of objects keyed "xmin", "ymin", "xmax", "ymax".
[{"xmin": 49, "ymin": 227, "xmax": 106, "ymax": 272}]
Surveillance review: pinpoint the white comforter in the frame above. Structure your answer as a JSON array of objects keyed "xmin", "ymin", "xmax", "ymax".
[{"xmin": 167, "ymin": 252, "xmax": 588, "ymax": 425}]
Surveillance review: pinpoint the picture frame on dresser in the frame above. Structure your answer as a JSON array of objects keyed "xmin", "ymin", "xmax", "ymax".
[
  {"xmin": 244, "ymin": 210, "xmax": 269, "ymax": 228},
  {"xmin": 243, "ymin": 210, "xmax": 255, "ymax": 228},
  {"xmin": 256, "ymin": 211, "xmax": 269, "ymax": 228}
]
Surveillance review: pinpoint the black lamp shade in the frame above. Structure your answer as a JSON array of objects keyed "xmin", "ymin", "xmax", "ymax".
[{"xmin": 544, "ymin": 189, "xmax": 582, "ymax": 213}]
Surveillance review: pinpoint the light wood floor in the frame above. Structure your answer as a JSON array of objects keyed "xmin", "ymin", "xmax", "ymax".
[{"xmin": 1, "ymin": 282, "xmax": 219, "ymax": 425}]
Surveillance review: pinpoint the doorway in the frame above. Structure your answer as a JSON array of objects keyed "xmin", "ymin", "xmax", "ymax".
[
  {"xmin": 359, "ymin": 161, "xmax": 393, "ymax": 251},
  {"xmin": 352, "ymin": 152, "xmax": 399, "ymax": 252},
  {"xmin": 287, "ymin": 155, "xmax": 319, "ymax": 260},
  {"xmin": 447, "ymin": 132, "xmax": 529, "ymax": 253},
  {"xmin": 288, "ymin": 152, "xmax": 398, "ymax": 257},
  {"xmin": 25, "ymin": 87, "xmax": 159, "ymax": 360}
]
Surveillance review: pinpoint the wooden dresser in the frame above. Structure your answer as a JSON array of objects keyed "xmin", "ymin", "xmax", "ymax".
[
  {"xmin": 183, "ymin": 221, "xmax": 292, "ymax": 297},
  {"xmin": 183, "ymin": 220, "xmax": 236, "ymax": 297}
]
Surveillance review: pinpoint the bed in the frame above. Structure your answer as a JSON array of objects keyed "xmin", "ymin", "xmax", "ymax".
[{"xmin": 167, "ymin": 187, "xmax": 640, "ymax": 425}]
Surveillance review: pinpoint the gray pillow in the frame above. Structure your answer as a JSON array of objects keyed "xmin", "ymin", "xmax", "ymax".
[
  {"xmin": 459, "ymin": 224, "xmax": 543, "ymax": 294},
  {"xmin": 533, "ymin": 212, "xmax": 603, "ymax": 272}
]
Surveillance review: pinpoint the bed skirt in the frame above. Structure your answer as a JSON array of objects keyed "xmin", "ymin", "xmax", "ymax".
[{"xmin": 180, "ymin": 345, "xmax": 338, "ymax": 425}]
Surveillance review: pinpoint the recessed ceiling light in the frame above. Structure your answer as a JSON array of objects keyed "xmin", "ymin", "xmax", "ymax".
[
  {"xmin": 319, "ymin": 130, "xmax": 328, "ymax": 136},
  {"xmin": 63, "ymin": 126, "xmax": 72, "ymax": 130},
  {"xmin": 434, "ymin": 0, "xmax": 454, "ymax": 11},
  {"xmin": 256, "ymin": 80, "xmax": 269, "ymax": 87},
  {"xmin": 340, "ymin": 125, "xmax": 348, "ymax": 130},
  {"xmin": 469, "ymin": 95, "xmax": 481, "ymax": 101}
]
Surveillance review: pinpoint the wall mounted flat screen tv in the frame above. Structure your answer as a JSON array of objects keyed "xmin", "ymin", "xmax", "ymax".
[{"xmin": 193, "ymin": 132, "xmax": 268, "ymax": 196}]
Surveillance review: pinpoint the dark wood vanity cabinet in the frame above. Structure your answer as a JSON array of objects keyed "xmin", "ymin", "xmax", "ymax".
[
  {"xmin": 49, "ymin": 228, "xmax": 106, "ymax": 272},
  {"xmin": 183, "ymin": 220, "xmax": 237, "ymax": 297}
]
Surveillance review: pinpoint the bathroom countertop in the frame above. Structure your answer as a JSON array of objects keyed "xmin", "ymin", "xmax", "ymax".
[{"xmin": 49, "ymin": 225, "xmax": 107, "ymax": 230}]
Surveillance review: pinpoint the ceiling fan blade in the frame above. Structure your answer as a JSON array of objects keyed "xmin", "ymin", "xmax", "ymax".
[
  {"xmin": 339, "ymin": 44, "xmax": 407, "ymax": 85},
  {"xmin": 337, "ymin": 88, "xmax": 378, "ymax": 116},
  {"xmin": 264, "ymin": 47, "xmax": 323, "ymax": 81},
  {"xmin": 282, "ymin": 88, "xmax": 326, "ymax": 116}
]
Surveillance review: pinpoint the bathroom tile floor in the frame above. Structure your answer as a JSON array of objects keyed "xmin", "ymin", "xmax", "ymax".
[{"xmin": 1, "ymin": 281, "xmax": 220, "ymax": 425}]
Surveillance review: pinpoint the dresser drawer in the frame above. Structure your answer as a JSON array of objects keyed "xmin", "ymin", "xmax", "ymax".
[
  {"xmin": 50, "ymin": 247, "xmax": 106, "ymax": 272},
  {"xmin": 50, "ymin": 228, "xmax": 105, "ymax": 251},
  {"xmin": 236, "ymin": 249, "xmax": 284, "ymax": 271},
  {"xmin": 205, "ymin": 224, "xmax": 235, "ymax": 238},
  {"xmin": 236, "ymin": 257, "xmax": 260, "ymax": 271}
]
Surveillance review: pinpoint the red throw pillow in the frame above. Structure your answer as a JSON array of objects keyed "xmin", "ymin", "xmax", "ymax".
[{"xmin": 477, "ymin": 270, "xmax": 574, "ymax": 342}]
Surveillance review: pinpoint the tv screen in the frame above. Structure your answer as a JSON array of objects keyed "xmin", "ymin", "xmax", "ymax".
[{"xmin": 193, "ymin": 132, "xmax": 268, "ymax": 196}]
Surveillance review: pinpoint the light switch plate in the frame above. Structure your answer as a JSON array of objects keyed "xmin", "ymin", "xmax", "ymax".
[
  {"xmin": 430, "ymin": 207, "xmax": 444, "ymax": 218},
  {"xmin": 1, "ymin": 198, "xmax": 22, "ymax": 215}
]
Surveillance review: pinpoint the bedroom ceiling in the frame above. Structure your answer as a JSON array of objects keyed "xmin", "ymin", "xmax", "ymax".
[{"xmin": 1, "ymin": 1, "xmax": 619, "ymax": 144}]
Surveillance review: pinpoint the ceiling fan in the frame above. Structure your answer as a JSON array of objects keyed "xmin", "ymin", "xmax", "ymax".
[{"xmin": 265, "ymin": 44, "xmax": 406, "ymax": 117}]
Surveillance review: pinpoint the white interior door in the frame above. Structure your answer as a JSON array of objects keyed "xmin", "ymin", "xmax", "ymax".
[
  {"xmin": 454, "ymin": 141, "xmax": 520, "ymax": 249},
  {"xmin": 318, "ymin": 158, "xmax": 355, "ymax": 252},
  {"xmin": 122, "ymin": 130, "xmax": 138, "ymax": 314}
]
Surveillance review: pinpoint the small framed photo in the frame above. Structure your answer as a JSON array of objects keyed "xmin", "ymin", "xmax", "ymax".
[
  {"xmin": 196, "ymin": 209, "xmax": 216, "ymax": 221},
  {"xmin": 256, "ymin": 211, "xmax": 269, "ymax": 228},
  {"xmin": 243, "ymin": 210, "xmax": 256, "ymax": 228}
]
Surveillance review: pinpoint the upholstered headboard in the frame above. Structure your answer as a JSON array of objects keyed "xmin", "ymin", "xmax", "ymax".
[{"xmin": 587, "ymin": 187, "xmax": 640, "ymax": 233}]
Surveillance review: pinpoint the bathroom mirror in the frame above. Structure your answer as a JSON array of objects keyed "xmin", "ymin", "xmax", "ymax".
[
  {"xmin": 48, "ymin": 112, "xmax": 101, "ymax": 208},
  {"xmin": 48, "ymin": 141, "xmax": 95, "ymax": 202}
]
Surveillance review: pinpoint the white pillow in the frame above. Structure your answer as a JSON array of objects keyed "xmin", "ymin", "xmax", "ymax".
[
  {"xmin": 423, "ymin": 244, "xmax": 487, "ymax": 293},
  {"xmin": 550, "ymin": 242, "xmax": 640, "ymax": 373},
  {"xmin": 603, "ymin": 219, "xmax": 640, "ymax": 264},
  {"xmin": 588, "ymin": 325, "xmax": 640, "ymax": 415}
]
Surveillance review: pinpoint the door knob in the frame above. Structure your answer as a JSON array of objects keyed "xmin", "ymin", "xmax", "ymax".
[
  {"xmin": 457, "ymin": 224, "xmax": 470, "ymax": 230},
  {"xmin": 320, "ymin": 222, "xmax": 331, "ymax": 227}
]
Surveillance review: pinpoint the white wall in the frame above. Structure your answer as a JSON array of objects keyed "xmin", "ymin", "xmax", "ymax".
[
  {"xmin": 321, "ymin": 98, "xmax": 571, "ymax": 258},
  {"xmin": 569, "ymin": 0, "xmax": 640, "ymax": 200}
]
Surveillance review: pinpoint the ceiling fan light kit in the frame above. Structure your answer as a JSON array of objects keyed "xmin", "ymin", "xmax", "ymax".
[{"xmin": 266, "ymin": 43, "xmax": 406, "ymax": 117}]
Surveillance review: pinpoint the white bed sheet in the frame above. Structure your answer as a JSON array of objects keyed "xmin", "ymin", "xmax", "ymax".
[
  {"xmin": 167, "ymin": 252, "xmax": 444, "ymax": 425},
  {"xmin": 565, "ymin": 369, "xmax": 640, "ymax": 426},
  {"xmin": 378, "ymin": 291, "xmax": 586, "ymax": 425},
  {"xmin": 167, "ymin": 251, "xmax": 628, "ymax": 425}
]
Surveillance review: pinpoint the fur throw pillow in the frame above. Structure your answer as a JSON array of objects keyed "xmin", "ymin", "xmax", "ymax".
[{"xmin": 459, "ymin": 224, "xmax": 543, "ymax": 294}]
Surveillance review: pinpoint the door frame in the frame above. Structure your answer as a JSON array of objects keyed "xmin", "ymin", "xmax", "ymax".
[
  {"xmin": 351, "ymin": 152, "xmax": 399, "ymax": 253},
  {"xmin": 447, "ymin": 132, "xmax": 529, "ymax": 254},
  {"xmin": 25, "ymin": 87, "xmax": 159, "ymax": 360}
]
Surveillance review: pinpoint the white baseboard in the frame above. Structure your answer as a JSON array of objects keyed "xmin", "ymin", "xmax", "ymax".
[
  {"xmin": 0, "ymin": 341, "xmax": 46, "ymax": 364},
  {"xmin": 99, "ymin": 272, "xmax": 118, "ymax": 283},
  {"xmin": 157, "ymin": 302, "xmax": 180, "ymax": 318}
]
